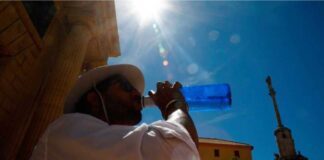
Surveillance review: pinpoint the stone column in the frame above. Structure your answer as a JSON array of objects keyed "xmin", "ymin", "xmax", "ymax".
[
  {"xmin": 17, "ymin": 2, "xmax": 120, "ymax": 159},
  {"xmin": 17, "ymin": 4, "xmax": 94, "ymax": 159}
]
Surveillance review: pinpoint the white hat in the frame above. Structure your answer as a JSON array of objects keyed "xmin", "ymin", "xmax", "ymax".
[{"xmin": 64, "ymin": 64, "xmax": 144, "ymax": 113}]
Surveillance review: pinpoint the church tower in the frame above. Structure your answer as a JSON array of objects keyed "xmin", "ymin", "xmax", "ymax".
[{"xmin": 266, "ymin": 76, "xmax": 308, "ymax": 160}]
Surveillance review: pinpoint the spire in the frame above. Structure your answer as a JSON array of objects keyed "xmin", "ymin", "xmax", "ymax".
[
  {"xmin": 265, "ymin": 76, "xmax": 308, "ymax": 160},
  {"xmin": 266, "ymin": 76, "xmax": 283, "ymax": 128}
]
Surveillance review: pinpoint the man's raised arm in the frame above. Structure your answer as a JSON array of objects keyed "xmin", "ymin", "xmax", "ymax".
[{"xmin": 148, "ymin": 81, "xmax": 199, "ymax": 148}]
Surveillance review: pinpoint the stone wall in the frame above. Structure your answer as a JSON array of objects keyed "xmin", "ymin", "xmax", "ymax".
[
  {"xmin": 0, "ymin": 1, "xmax": 119, "ymax": 159},
  {"xmin": 0, "ymin": 2, "xmax": 48, "ymax": 159}
]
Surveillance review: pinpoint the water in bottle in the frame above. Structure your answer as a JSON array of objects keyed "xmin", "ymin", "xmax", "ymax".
[{"xmin": 142, "ymin": 83, "xmax": 231, "ymax": 112}]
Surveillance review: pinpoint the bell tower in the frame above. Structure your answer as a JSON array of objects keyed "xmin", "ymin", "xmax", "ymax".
[{"xmin": 266, "ymin": 76, "xmax": 308, "ymax": 160}]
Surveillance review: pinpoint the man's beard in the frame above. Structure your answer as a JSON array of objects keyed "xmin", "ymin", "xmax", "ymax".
[{"xmin": 107, "ymin": 105, "xmax": 142, "ymax": 125}]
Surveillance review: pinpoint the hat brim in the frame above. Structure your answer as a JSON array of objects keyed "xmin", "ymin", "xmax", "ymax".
[{"xmin": 64, "ymin": 64, "xmax": 144, "ymax": 113}]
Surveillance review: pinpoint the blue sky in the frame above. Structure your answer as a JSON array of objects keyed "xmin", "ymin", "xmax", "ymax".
[{"xmin": 110, "ymin": 1, "xmax": 324, "ymax": 159}]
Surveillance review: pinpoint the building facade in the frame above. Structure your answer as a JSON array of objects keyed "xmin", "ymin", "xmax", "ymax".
[
  {"xmin": 199, "ymin": 138, "xmax": 253, "ymax": 160},
  {"xmin": 0, "ymin": 1, "xmax": 119, "ymax": 159}
]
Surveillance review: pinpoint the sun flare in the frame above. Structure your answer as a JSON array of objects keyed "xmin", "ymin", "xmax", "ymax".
[{"xmin": 131, "ymin": 0, "xmax": 168, "ymax": 23}]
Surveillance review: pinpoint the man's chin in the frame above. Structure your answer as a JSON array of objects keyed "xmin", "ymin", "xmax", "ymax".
[
  {"xmin": 134, "ymin": 112, "xmax": 142, "ymax": 125},
  {"xmin": 125, "ymin": 110, "xmax": 142, "ymax": 125}
]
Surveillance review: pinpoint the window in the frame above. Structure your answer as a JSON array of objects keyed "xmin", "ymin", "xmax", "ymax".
[
  {"xmin": 234, "ymin": 150, "xmax": 240, "ymax": 158},
  {"xmin": 214, "ymin": 149, "xmax": 220, "ymax": 157}
]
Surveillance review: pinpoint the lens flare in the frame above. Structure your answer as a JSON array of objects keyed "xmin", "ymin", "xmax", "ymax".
[
  {"xmin": 163, "ymin": 60, "xmax": 169, "ymax": 66},
  {"xmin": 131, "ymin": 0, "xmax": 168, "ymax": 23}
]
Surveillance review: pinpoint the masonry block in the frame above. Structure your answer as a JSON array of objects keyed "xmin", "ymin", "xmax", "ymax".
[
  {"xmin": 0, "ymin": 20, "xmax": 26, "ymax": 46},
  {"xmin": 0, "ymin": 77, "xmax": 19, "ymax": 107},
  {"xmin": 0, "ymin": 4, "xmax": 19, "ymax": 32},
  {"xmin": 24, "ymin": 46, "xmax": 35, "ymax": 66},
  {"xmin": 16, "ymin": 50, "xmax": 26, "ymax": 65},
  {"xmin": 6, "ymin": 33, "xmax": 33, "ymax": 56}
]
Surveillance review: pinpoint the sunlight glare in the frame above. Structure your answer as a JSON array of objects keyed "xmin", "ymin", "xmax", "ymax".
[{"xmin": 131, "ymin": 0, "xmax": 168, "ymax": 23}]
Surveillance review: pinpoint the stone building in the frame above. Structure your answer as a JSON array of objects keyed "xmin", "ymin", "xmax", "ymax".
[
  {"xmin": 199, "ymin": 137, "xmax": 253, "ymax": 160},
  {"xmin": 0, "ymin": 1, "xmax": 119, "ymax": 159},
  {"xmin": 266, "ymin": 76, "xmax": 308, "ymax": 160}
]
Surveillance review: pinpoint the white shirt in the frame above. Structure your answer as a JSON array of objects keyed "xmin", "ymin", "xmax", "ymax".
[{"xmin": 31, "ymin": 113, "xmax": 200, "ymax": 160}]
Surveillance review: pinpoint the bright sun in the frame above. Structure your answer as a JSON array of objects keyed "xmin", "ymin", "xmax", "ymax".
[{"xmin": 131, "ymin": 0, "xmax": 168, "ymax": 23}]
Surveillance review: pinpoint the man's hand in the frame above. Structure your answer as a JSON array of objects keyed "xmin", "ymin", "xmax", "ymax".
[
  {"xmin": 148, "ymin": 81, "xmax": 199, "ymax": 148},
  {"xmin": 148, "ymin": 81, "xmax": 186, "ymax": 118}
]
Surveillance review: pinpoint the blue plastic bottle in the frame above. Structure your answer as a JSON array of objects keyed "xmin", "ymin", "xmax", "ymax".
[{"xmin": 142, "ymin": 83, "xmax": 231, "ymax": 112}]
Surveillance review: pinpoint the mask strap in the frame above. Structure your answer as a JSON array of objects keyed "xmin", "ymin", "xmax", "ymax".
[{"xmin": 93, "ymin": 82, "xmax": 110, "ymax": 124}]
